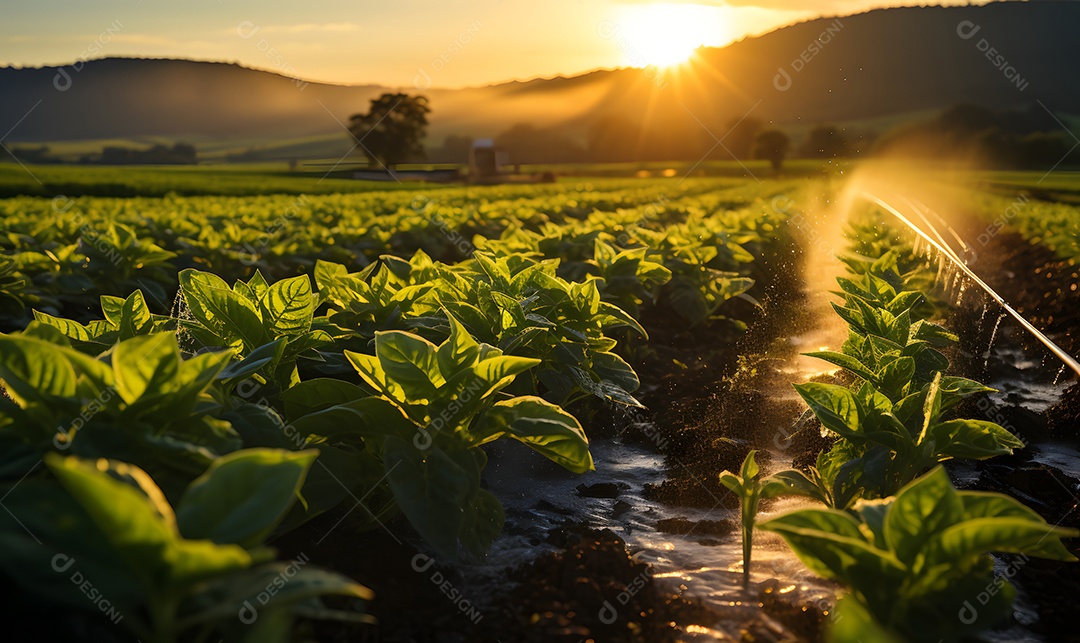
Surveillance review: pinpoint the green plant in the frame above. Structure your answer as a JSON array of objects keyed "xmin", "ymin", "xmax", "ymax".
[
  {"xmin": 719, "ymin": 450, "xmax": 781, "ymax": 586},
  {"xmin": 0, "ymin": 325, "xmax": 246, "ymax": 491},
  {"xmin": 0, "ymin": 450, "xmax": 372, "ymax": 643},
  {"xmin": 782, "ymin": 371, "xmax": 1022, "ymax": 507},
  {"xmin": 33, "ymin": 289, "xmax": 172, "ymax": 351},
  {"xmin": 285, "ymin": 313, "xmax": 593, "ymax": 558},
  {"xmin": 583, "ymin": 238, "xmax": 672, "ymax": 318},
  {"xmin": 428, "ymin": 251, "xmax": 646, "ymax": 407},
  {"xmin": 768, "ymin": 268, "xmax": 1023, "ymax": 508},
  {"xmin": 760, "ymin": 467, "xmax": 1078, "ymax": 642},
  {"xmin": 178, "ymin": 269, "xmax": 333, "ymax": 390}
]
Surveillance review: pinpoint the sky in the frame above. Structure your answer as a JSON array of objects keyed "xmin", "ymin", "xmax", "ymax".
[{"xmin": 1, "ymin": 0, "xmax": 995, "ymax": 88}]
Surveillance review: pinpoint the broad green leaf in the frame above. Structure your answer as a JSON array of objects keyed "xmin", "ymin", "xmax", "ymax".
[
  {"xmin": 117, "ymin": 290, "xmax": 153, "ymax": 340},
  {"xmin": 112, "ymin": 333, "xmax": 181, "ymax": 405},
  {"xmin": 436, "ymin": 311, "xmax": 480, "ymax": 379},
  {"xmin": 280, "ymin": 377, "xmax": 370, "ymax": 420},
  {"xmin": 382, "ymin": 437, "xmax": 472, "ymax": 558},
  {"xmin": 477, "ymin": 397, "xmax": 593, "ymax": 473},
  {"xmin": 762, "ymin": 468, "xmax": 829, "ymax": 503},
  {"xmin": 179, "ymin": 269, "xmax": 267, "ymax": 351},
  {"xmin": 932, "ymin": 517, "xmax": 1078, "ymax": 562},
  {"xmin": 374, "ymin": 331, "xmax": 443, "ymax": 391},
  {"xmin": 459, "ymin": 488, "xmax": 505, "ymax": 559},
  {"xmin": 31, "ymin": 310, "xmax": 93, "ymax": 342},
  {"xmin": 472, "ymin": 354, "xmax": 540, "ymax": 384},
  {"xmin": 759, "ymin": 509, "xmax": 903, "ymax": 583},
  {"xmin": 793, "ymin": 382, "xmax": 862, "ymax": 441},
  {"xmin": 931, "ymin": 419, "xmax": 1025, "ymax": 459},
  {"xmin": 877, "ymin": 356, "xmax": 915, "ymax": 400},
  {"xmin": 884, "ymin": 467, "xmax": 962, "ymax": 565},
  {"xmin": 260, "ymin": 275, "xmax": 314, "ymax": 337},
  {"xmin": 177, "ymin": 449, "xmax": 318, "ymax": 548},
  {"xmin": 45, "ymin": 454, "xmax": 177, "ymax": 590},
  {"xmin": 827, "ymin": 595, "xmax": 905, "ymax": 643}
]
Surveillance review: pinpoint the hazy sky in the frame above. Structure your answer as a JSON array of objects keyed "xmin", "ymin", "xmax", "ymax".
[{"xmin": 1, "ymin": 0, "xmax": 994, "ymax": 87}]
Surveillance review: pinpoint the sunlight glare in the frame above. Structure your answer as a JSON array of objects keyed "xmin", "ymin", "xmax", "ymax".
[{"xmin": 616, "ymin": 3, "xmax": 732, "ymax": 68}]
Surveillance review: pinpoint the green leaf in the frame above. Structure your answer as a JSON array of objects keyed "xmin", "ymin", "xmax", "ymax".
[
  {"xmin": 877, "ymin": 356, "xmax": 915, "ymax": 399},
  {"xmin": 932, "ymin": 517, "xmax": 1078, "ymax": 562},
  {"xmin": 117, "ymin": 290, "xmax": 154, "ymax": 340},
  {"xmin": 759, "ymin": 508, "xmax": 902, "ymax": 583},
  {"xmin": 459, "ymin": 488, "xmax": 505, "ymax": 559},
  {"xmin": 884, "ymin": 467, "xmax": 963, "ymax": 565},
  {"xmin": 176, "ymin": 449, "xmax": 318, "ymax": 548},
  {"xmin": 805, "ymin": 350, "xmax": 878, "ymax": 383},
  {"xmin": 31, "ymin": 310, "xmax": 93, "ymax": 342},
  {"xmin": 46, "ymin": 454, "xmax": 253, "ymax": 591},
  {"xmin": 436, "ymin": 311, "xmax": 480, "ymax": 379},
  {"xmin": 280, "ymin": 377, "xmax": 370, "ymax": 421},
  {"xmin": 218, "ymin": 338, "xmax": 285, "ymax": 382},
  {"xmin": 179, "ymin": 269, "xmax": 267, "ymax": 351},
  {"xmin": 472, "ymin": 353, "xmax": 541, "ymax": 384},
  {"xmin": 112, "ymin": 333, "xmax": 181, "ymax": 405},
  {"xmin": 478, "ymin": 397, "xmax": 594, "ymax": 473},
  {"xmin": 931, "ymin": 419, "xmax": 1025, "ymax": 459},
  {"xmin": 383, "ymin": 437, "xmax": 473, "ymax": 558},
  {"xmin": 375, "ymin": 331, "xmax": 443, "ymax": 391},
  {"xmin": 793, "ymin": 382, "xmax": 862, "ymax": 441},
  {"xmin": 762, "ymin": 468, "xmax": 829, "ymax": 504},
  {"xmin": 0, "ymin": 333, "xmax": 79, "ymax": 405},
  {"xmin": 260, "ymin": 275, "xmax": 315, "ymax": 337},
  {"xmin": 827, "ymin": 595, "xmax": 905, "ymax": 643}
]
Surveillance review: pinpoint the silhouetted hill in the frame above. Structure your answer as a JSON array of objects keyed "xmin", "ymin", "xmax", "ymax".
[{"xmin": 1, "ymin": 2, "xmax": 1076, "ymax": 162}]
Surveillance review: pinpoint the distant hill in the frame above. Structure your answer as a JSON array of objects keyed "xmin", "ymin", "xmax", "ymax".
[{"xmin": 1, "ymin": 1, "xmax": 1077, "ymax": 163}]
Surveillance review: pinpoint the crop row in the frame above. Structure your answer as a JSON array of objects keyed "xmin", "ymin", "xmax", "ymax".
[
  {"xmin": 720, "ymin": 237, "xmax": 1076, "ymax": 641},
  {"xmin": 0, "ymin": 178, "xmax": 795, "ymax": 331},
  {"xmin": 969, "ymin": 189, "xmax": 1080, "ymax": 262}
]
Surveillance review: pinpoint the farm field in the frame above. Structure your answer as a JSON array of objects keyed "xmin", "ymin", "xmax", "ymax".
[{"xmin": 0, "ymin": 164, "xmax": 1078, "ymax": 643}]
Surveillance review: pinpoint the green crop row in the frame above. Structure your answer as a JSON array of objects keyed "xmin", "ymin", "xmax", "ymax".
[
  {"xmin": 0, "ymin": 178, "xmax": 792, "ymax": 331},
  {"xmin": 722, "ymin": 249, "xmax": 1076, "ymax": 642},
  {"xmin": 969, "ymin": 189, "xmax": 1080, "ymax": 263}
]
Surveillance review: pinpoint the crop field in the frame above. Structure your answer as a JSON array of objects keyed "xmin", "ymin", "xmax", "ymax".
[{"xmin": 0, "ymin": 165, "xmax": 1078, "ymax": 643}]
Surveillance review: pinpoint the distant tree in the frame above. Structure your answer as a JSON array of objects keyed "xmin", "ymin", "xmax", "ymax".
[
  {"xmin": 801, "ymin": 125, "xmax": 848, "ymax": 159},
  {"xmin": 754, "ymin": 129, "xmax": 790, "ymax": 173},
  {"xmin": 348, "ymin": 93, "xmax": 430, "ymax": 169},
  {"xmin": 723, "ymin": 117, "xmax": 762, "ymax": 160}
]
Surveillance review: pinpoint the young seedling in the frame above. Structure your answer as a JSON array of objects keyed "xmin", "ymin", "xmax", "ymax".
[{"xmin": 719, "ymin": 449, "xmax": 767, "ymax": 587}]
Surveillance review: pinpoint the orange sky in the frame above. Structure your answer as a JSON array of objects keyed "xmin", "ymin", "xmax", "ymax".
[{"xmin": 1, "ymin": 0, "xmax": 996, "ymax": 87}]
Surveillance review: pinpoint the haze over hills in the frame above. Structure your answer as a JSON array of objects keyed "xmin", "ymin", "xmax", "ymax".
[{"xmin": 1, "ymin": 1, "xmax": 1077, "ymax": 163}]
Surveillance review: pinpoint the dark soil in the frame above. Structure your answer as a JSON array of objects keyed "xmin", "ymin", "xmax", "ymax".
[{"xmin": 936, "ymin": 214, "xmax": 1080, "ymax": 642}]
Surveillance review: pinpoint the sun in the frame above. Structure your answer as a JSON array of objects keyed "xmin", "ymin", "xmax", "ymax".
[{"xmin": 615, "ymin": 3, "xmax": 731, "ymax": 68}]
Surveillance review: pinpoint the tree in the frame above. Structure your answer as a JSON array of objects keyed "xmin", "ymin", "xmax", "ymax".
[
  {"xmin": 754, "ymin": 129, "xmax": 790, "ymax": 173},
  {"xmin": 801, "ymin": 125, "xmax": 848, "ymax": 159},
  {"xmin": 348, "ymin": 93, "xmax": 430, "ymax": 169}
]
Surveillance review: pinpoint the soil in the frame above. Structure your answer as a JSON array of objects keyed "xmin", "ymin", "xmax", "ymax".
[{"xmin": 929, "ymin": 214, "xmax": 1080, "ymax": 642}]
